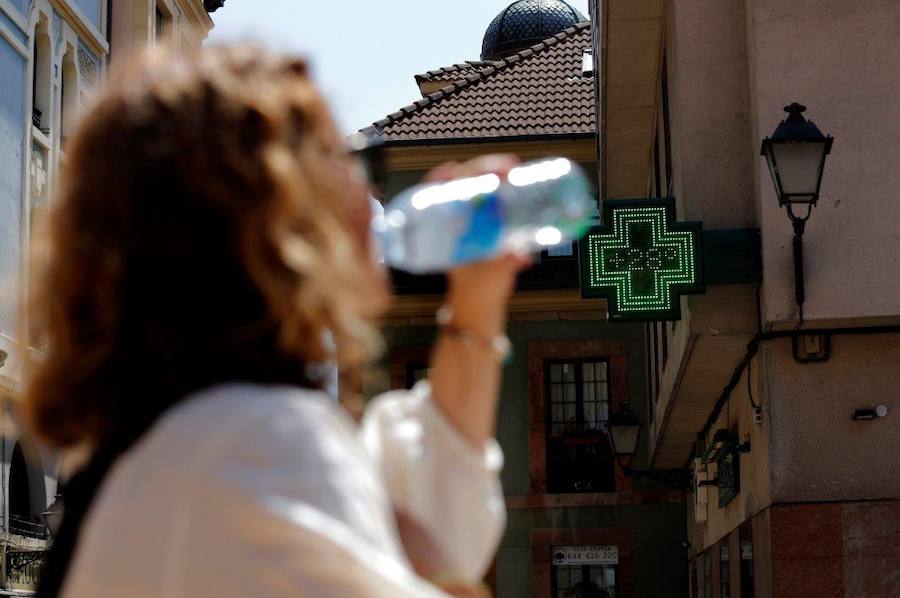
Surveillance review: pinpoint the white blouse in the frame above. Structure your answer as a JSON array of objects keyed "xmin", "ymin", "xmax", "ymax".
[{"xmin": 61, "ymin": 382, "xmax": 506, "ymax": 597}]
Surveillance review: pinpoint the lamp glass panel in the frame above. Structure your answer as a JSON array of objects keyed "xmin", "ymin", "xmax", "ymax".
[
  {"xmin": 764, "ymin": 150, "xmax": 780, "ymax": 200},
  {"xmin": 610, "ymin": 424, "xmax": 641, "ymax": 457},
  {"xmin": 770, "ymin": 141, "xmax": 826, "ymax": 200}
]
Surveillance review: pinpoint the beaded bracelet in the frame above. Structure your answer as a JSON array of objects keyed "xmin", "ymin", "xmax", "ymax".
[{"xmin": 435, "ymin": 305, "xmax": 512, "ymax": 361}]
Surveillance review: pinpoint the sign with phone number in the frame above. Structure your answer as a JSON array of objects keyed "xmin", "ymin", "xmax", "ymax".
[{"xmin": 551, "ymin": 545, "xmax": 619, "ymax": 566}]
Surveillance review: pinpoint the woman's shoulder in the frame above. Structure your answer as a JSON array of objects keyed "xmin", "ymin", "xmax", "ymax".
[
  {"xmin": 65, "ymin": 384, "xmax": 397, "ymax": 596},
  {"xmin": 174, "ymin": 382, "xmax": 347, "ymax": 431},
  {"xmin": 123, "ymin": 383, "xmax": 361, "ymax": 477}
]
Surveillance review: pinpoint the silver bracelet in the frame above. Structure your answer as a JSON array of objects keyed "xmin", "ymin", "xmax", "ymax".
[{"xmin": 436, "ymin": 305, "xmax": 512, "ymax": 360}]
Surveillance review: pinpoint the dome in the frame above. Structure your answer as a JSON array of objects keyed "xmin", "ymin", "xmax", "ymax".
[{"xmin": 481, "ymin": 0, "xmax": 588, "ymax": 61}]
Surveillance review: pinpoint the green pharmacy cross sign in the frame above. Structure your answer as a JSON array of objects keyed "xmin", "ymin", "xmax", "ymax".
[{"xmin": 579, "ymin": 198, "xmax": 704, "ymax": 322}]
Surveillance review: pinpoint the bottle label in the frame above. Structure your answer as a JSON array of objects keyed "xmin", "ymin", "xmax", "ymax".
[{"xmin": 452, "ymin": 192, "xmax": 503, "ymax": 264}]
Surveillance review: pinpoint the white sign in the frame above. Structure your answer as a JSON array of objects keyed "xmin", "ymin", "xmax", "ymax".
[
  {"xmin": 694, "ymin": 458, "xmax": 710, "ymax": 524},
  {"xmin": 741, "ymin": 540, "xmax": 753, "ymax": 561},
  {"xmin": 551, "ymin": 545, "xmax": 618, "ymax": 566}
]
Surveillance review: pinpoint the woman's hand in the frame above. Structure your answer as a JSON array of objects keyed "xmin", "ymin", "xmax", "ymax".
[
  {"xmin": 424, "ymin": 155, "xmax": 532, "ymax": 450},
  {"xmin": 424, "ymin": 155, "xmax": 531, "ymax": 337},
  {"xmin": 446, "ymin": 253, "xmax": 530, "ymax": 338}
]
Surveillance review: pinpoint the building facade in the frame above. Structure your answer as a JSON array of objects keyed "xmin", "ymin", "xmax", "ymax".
[
  {"xmin": 361, "ymin": 2, "xmax": 688, "ymax": 596},
  {"xmin": 0, "ymin": 0, "xmax": 219, "ymax": 592},
  {"xmin": 593, "ymin": 0, "xmax": 900, "ymax": 596}
]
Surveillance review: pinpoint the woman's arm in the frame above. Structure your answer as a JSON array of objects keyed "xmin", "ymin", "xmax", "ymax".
[
  {"xmin": 424, "ymin": 155, "xmax": 529, "ymax": 449},
  {"xmin": 363, "ymin": 157, "xmax": 526, "ymax": 590}
]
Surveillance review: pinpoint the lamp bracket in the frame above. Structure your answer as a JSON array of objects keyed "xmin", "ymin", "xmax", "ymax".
[{"xmin": 786, "ymin": 204, "xmax": 813, "ymax": 225}]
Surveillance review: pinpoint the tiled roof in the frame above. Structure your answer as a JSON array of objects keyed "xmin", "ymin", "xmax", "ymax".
[
  {"xmin": 364, "ymin": 22, "xmax": 595, "ymax": 143},
  {"xmin": 414, "ymin": 61, "xmax": 497, "ymax": 85}
]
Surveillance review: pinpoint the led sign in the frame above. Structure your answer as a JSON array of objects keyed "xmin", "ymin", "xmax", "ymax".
[{"xmin": 579, "ymin": 198, "xmax": 704, "ymax": 321}]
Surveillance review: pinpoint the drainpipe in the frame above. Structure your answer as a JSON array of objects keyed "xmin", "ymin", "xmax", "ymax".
[{"xmin": 589, "ymin": 0, "xmax": 605, "ymax": 200}]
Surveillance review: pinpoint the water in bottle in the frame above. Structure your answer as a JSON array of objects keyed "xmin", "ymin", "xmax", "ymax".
[{"xmin": 374, "ymin": 157, "xmax": 595, "ymax": 274}]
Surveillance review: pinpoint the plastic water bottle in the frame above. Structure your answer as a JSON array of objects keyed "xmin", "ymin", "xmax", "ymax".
[{"xmin": 374, "ymin": 157, "xmax": 595, "ymax": 274}]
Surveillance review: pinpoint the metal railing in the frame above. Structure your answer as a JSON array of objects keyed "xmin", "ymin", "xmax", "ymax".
[{"xmin": 7, "ymin": 516, "xmax": 49, "ymax": 541}]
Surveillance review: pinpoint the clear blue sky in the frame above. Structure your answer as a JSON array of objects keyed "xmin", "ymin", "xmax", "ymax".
[{"xmin": 208, "ymin": 0, "xmax": 590, "ymax": 134}]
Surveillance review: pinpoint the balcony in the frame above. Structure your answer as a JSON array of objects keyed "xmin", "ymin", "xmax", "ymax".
[{"xmin": 8, "ymin": 515, "xmax": 49, "ymax": 541}]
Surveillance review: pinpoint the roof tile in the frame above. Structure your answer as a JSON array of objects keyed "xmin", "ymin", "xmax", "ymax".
[{"xmin": 363, "ymin": 22, "xmax": 595, "ymax": 143}]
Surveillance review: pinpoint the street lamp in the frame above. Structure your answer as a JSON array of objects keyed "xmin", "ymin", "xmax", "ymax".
[
  {"xmin": 760, "ymin": 103, "xmax": 834, "ymax": 321},
  {"xmin": 607, "ymin": 406, "xmax": 691, "ymax": 490},
  {"xmin": 608, "ymin": 405, "xmax": 643, "ymax": 459}
]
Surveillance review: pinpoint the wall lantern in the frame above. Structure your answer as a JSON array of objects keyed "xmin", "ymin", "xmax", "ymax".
[
  {"xmin": 700, "ymin": 429, "xmax": 733, "ymax": 464},
  {"xmin": 608, "ymin": 406, "xmax": 691, "ymax": 490},
  {"xmin": 852, "ymin": 405, "xmax": 889, "ymax": 421},
  {"xmin": 760, "ymin": 103, "xmax": 834, "ymax": 321},
  {"xmin": 608, "ymin": 405, "xmax": 643, "ymax": 458}
]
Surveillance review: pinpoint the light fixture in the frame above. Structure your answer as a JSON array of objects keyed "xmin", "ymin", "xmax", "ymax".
[
  {"xmin": 760, "ymin": 103, "xmax": 833, "ymax": 322},
  {"xmin": 852, "ymin": 405, "xmax": 889, "ymax": 421},
  {"xmin": 607, "ymin": 406, "xmax": 691, "ymax": 490},
  {"xmin": 700, "ymin": 429, "xmax": 751, "ymax": 464},
  {"xmin": 700, "ymin": 429, "xmax": 733, "ymax": 464},
  {"xmin": 608, "ymin": 405, "xmax": 642, "ymax": 459},
  {"xmin": 581, "ymin": 49, "xmax": 594, "ymax": 77}
]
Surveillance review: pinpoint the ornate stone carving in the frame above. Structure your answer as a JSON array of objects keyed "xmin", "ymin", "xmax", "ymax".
[
  {"xmin": 52, "ymin": 10, "xmax": 62, "ymax": 53},
  {"xmin": 77, "ymin": 44, "xmax": 98, "ymax": 87}
]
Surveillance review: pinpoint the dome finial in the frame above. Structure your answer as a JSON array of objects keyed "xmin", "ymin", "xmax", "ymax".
[{"xmin": 481, "ymin": 0, "xmax": 588, "ymax": 61}]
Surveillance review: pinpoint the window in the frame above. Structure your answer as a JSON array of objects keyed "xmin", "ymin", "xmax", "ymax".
[
  {"xmin": 8, "ymin": 442, "xmax": 46, "ymax": 539},
  {"xmin": 703, "ymin": 550, "xmax": 713, "ymax": 598},
  {"xmin": 653, "ymin": 135, "xmax": 661, "ymax": 198},
  {"xmin": 659, "ymin": 321, "xmax": 668, "ymax": 368},
  {"xmin": 661, "ymin": 54, "xmax": 672, "ymax": 195},
  {"xmin": 645, "ymin": 325, "xmax": 655, "ymax": 421},
  {"xmin": 533, "ymin": 530, "xmax": 632, "ymax": 598},
  {"xmin": 552, "ymin": 564, "xmax": 617, "ymax": 598},
  {"xmin": 651, "ymin": 325, "xmax": 659, "ymax": 402},
  {"xmin": 156, "ymin": 7, "xmax": 165, "ymax": 38},
  {"xmin": 9, "ymin": 443, "xmax": 32, "ymax": 523},
  {"xmin": 720, "ymin": 543, "xmax": 731, "ymax": 598},
  {"xmin": 691, "ymin": 564, "xmax": 699, "ymax": 598},
  {"xmin": 31, "ymin": 24, "xmax": 52, "ymax": 133},
  {"xmin": 60, "ymin": 49, "xmax": 78, "ymax": 144},
  {"xmin": 155, "ymin": 4, "xmax": 170, "ymax": 41},
  {"xmin": 740, "ymin": 526, "xmax": 755, "ymax": 598},
  {"xmin": 545, "ymin": 360, "xmax": 614, "ymax": 493}
]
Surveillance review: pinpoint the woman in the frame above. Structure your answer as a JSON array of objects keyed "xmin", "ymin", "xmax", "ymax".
[{"xmin": 25, "ymin": 44, "xmax": 527, "ymax": 597}]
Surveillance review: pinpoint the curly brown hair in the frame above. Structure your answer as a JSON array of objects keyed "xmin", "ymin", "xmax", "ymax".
[{"xmin": 23, "ymin": 44, "xmax": 383, "ymax": 449}]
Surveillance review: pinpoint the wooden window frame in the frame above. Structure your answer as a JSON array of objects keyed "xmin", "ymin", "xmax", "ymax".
[
  {"xmin": 544, "ymin": 359, "xmax": 614, "ymax": 494},
  {"xmin": 528, "ymin": 341, "xmax": 631, "ymax": 495},
  {"xmin": 532, "ymin": 528, "xmax": 636, "ymax": 598},
  {"xmin": 545, "ymin": 359, "xmax": 612, "ymax": 435}
]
